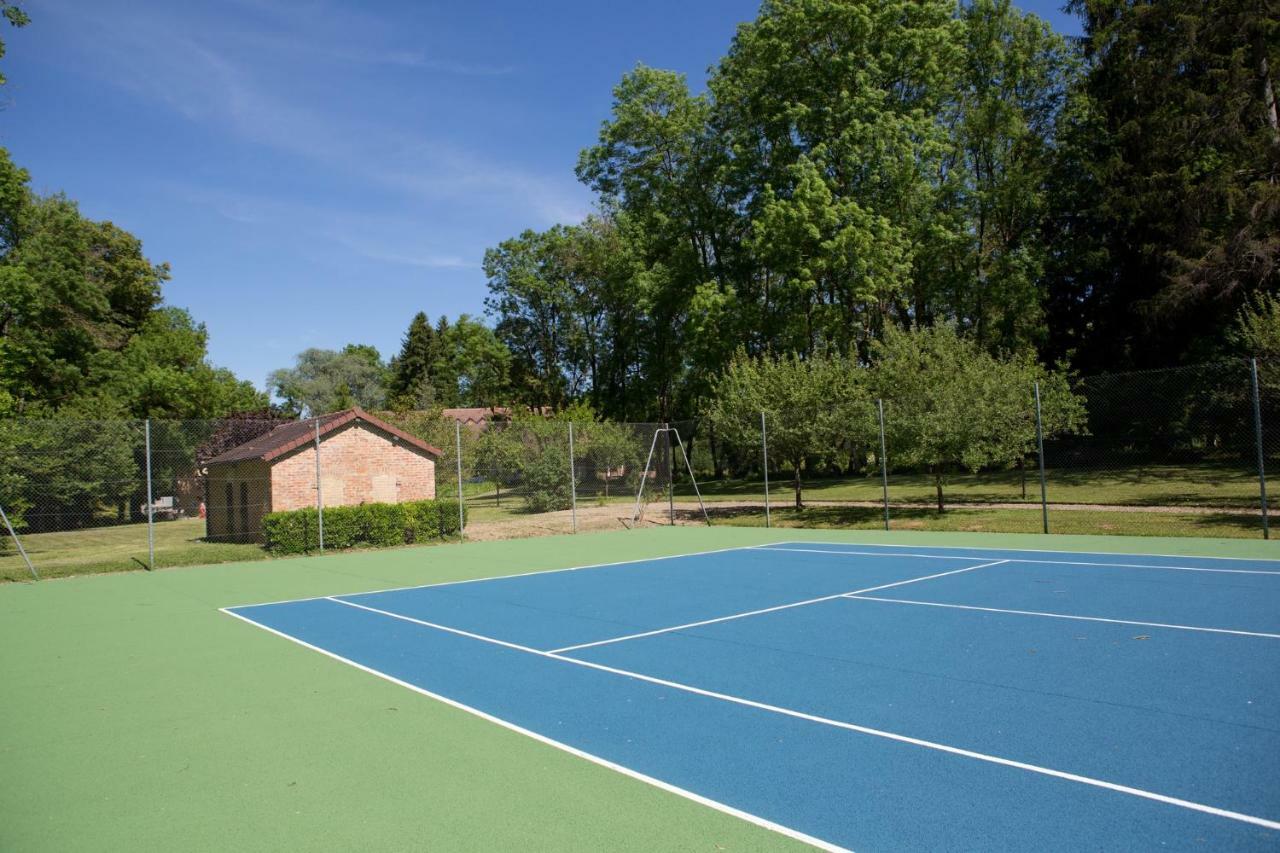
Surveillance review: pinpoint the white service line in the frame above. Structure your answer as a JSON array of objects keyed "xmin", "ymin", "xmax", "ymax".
[
  {"xmin": 758, "ymin": 546, "xmax": 1280, "ymax": 576},
  {"xmin": 231, "ymin": 544, "xmax": 764, "ymax": 610},
  {"xmin": 842, "ymin": 595, "xmax": 1280, "ymax": 640},
  {"xmin": 548, "ymin": 560, "xmax": 1009, "ymax": 654},
  {"xmin": 311, "ymin": 596, "xmax": 1280, "ymax": 833},
  {"xmin": 219, "ymin": 607, "xmax": 846, "ymax": 853}
]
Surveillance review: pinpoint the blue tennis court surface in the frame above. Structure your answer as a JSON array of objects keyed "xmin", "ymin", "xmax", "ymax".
[{"xmin": 224, "ymin": 541, "xmax": 1280, "ymax": 851}]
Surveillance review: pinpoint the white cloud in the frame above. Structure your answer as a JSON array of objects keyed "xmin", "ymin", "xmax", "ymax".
[{"xmin": 45, "ymin": 0, "xmax": 587, "ymax": 228}]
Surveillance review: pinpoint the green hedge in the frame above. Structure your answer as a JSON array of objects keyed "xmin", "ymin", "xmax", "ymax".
[{"xmin": 262, "ymin": 498, "xmax": 467, "ymax": 555}]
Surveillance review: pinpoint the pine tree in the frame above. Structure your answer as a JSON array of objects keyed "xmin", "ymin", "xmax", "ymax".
[{"xmin": 389, "ymin": 313, "xmax": 437, "ymax": 408}]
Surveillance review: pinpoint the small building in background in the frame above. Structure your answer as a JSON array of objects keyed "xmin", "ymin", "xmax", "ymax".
[{"xmin": 203, "ymin": 407, "xmax": 442, "ymax": 543}]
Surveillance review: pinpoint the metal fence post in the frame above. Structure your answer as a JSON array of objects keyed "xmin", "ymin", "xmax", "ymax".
[
  {"xmin": 1251, "ymin": 358, "xmax": 1270, "ymax": 539},
  {"xmin": 665, "ymin": 423, "xmax": 674, "ymax": 526},
  {"xmin": 456, "ymin": 420, "xmax": 465, "ymax": 540},
  {"xmin": 0, "ymin": 503, "xmax": 37, "ymax": 579},
  {"xmin": 877, "ymin": 399, "xmax": 890, "ymax": 531},
  {"xmin": 145, "ymin": 419, "xmax": 155, "ymax": 571},
  {"xmin": 314, "ymin": 418, "xmax": 324, "ymax": 552},
  {"xmin": 761, "ymin": 412, "xmax": 771, "ymax": 528},
  {"xmin": 568, "ymin": 421, "xmax": 577, "ymax": 533},
  {"xmin": 1034, "ymin": 382, "xmax": 1049, "ymax": 535}
]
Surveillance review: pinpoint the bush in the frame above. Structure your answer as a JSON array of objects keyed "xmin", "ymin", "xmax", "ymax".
[
  {"xmin": 436, "ymin": 499, "xmax": 464, "ymax": 536},
  {"xmin": 319, "ymin": 505, "xmax": 361, "ymax": 549},
  {"xmin": 261, "ymin": 498, "xmax": 466, "ymax": 554},
  {"xmin": 363, "ymin": 503, "xmax": 405, "ymax": 547},
  {"xmin": 262, "ymin": 507, "xmax": 320, "ymax": 555}
]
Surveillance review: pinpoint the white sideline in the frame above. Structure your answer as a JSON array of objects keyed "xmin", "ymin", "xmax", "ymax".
[
  {"xmin": 762, "ymin": 539, "xmax": 1280, "ymax": 565},
  {"xmin": 842, "ymin": 594, "xmax": 1280, "ymax": 640},
  {"xmin": 231, "ymin": 544, "xmax": 763, "ymax": 609},
  {"xmin": 549, "ymin": 560, "xmax": 1009, "ymax": 654},
  {"xmin": 219, "ymin": 607, "xmax": 846, "ymax": 853},
  {"xmin": 758, "ymin": 546, "xmax": 1280, "ymax": 576},
  {"xmin": 301, "ymin": 596, "xmax": 1280, "ymax": 834}
]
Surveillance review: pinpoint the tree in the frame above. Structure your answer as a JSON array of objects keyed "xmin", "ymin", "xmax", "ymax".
[
  {"xmin": 869, "ymin": 324, "xmax": 1082, "ymax": 511},
  {"xmin": 388, "ymin": 312, "xmax": 439, "ymax": 410},
  {"xmin": 83, "ymin": 307, "xmax": 266, "ymax": 418},
  {"xmin": 0, "ymin": 4, "xmax": 28, "ymax": 87},
  {"xmin": 943, "ymin": 0, "xmax": 1078, "ymax": 353},
  {"xmin": 1047, "ymin": 0, "xmax": 1280, "ymax": 370},
  {"xmin": 576, "ymin": 419, "xmax": 646, "ymax": 500},
  {"xmin": 268, "ymin": 346, "xmax": 389, "ymax": 415},
  {"xmin": 704, "ymin": 351, "xmax": 872, "ymax": 508},
  {"xmin": 438, "ymin": 315, "xmax": 512, "ymax": 407},
  {"xmin": 483, "ymin": 227, "xmax": 590, "ymax": 408},
  {"xmin": 0, "ymin": 148, "xmax": 258, "ymax": 418},
  {"xmin": 473, "ymin": 421, "xmax": 522, "ymax": 507}
]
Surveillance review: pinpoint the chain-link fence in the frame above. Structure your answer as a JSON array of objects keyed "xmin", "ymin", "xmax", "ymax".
[
  {"xmin": 3, "ymin": 359, "xmax": 1277, "ymax": 580},
  {"xmin": 688, "ymin": 358, "xmax": 1276, "ymax": 539}
]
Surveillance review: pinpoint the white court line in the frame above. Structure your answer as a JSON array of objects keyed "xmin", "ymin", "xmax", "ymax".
[
  {"xmin": 760, "ymin": 539, "xmax": 1280, "ymax": 565},
  {"xmin": 231, "ymin": 544, "xmax": 763, "ymax": 610},
  {"xmin": 758, "ymin": 546, "xmax": 1280, "ymax": 576},
  {"xmin": 549, "ymin": 560, "xmax": 1009, "ymax": 654},
  {"xmin": 218, "ymin": 607, "xmax": 846, "ymax": 853},
  {"xmin": 843, "ymin": 595, "xmax": 1280, "ymax": 640},
  {"xmin": 304, "ymin": 596, "xmax": 1280, "ymax": 833}
]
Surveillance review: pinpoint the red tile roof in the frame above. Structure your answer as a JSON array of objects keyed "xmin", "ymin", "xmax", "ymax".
[{"xmin": 205, "ymin": 407, "xmax": 443, "ymax": 465}]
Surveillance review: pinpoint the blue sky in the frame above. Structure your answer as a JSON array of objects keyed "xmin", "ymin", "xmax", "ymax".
[{"xmin": 2, "ymin": 0, "xmax": 1080, "ymax": 392}]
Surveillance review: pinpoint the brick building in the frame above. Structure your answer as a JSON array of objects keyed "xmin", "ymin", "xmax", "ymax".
[{"xmin": 204, "ymin": 407, "xmax": 442, "ymax": 543}]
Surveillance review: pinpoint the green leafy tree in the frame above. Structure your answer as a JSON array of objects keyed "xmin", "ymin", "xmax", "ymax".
[
  {"xmin": 268, "ymin": 345, "xmax": 388, "ymax": 415},
  {"xmin": 473, "ymin": 421, "xmax": 522, "ymax": 506},
  {"xmin": 483, "ymin": 228, "xmax": 591, "ymax": 408},
  {"xmin": 0, "ymin": 148, "xmax": 258, "ymax": 418},
  {"xmin": 439, "ymin": 315, "xmax": 512, "ymax": 407},
  {"xmin": 0, "ymin": 4, "xmax": 28, "ymax": 87},
  {"xmin": 943, "ymin": 0, "xmax": 1078, "ymax": 353},
  {"xmin": 576, "ymin": 418, "xmax": 646, "ymax": 500},
  {"xmin": 870, "ymin": 324, "xmax": 1082, "ymax": 511},
  {"xmin": 704, "ymin": 351, "xmax": 873, "ymax": 507}
]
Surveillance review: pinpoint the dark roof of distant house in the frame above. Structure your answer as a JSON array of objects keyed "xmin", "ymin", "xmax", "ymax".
[{"xmin": 205, "ymin": 407, "xmax": 443, "ymax": 465}]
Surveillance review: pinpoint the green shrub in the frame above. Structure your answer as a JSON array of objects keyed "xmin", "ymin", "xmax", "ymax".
[
  {"xmin": 363, "ymin": 503, "xmax": 405, "ymax": 547},
  {"xmin": 262, "ymin": 507, "xmax": 320, "ymax": 554},
  {"xmin": 436, "ymin": 499, "xmax": 465, "ymax": 536},
  {"xmin": 260, "ymin": 498, "xmax": 463, "ymax": 554},
  {"xmin": 320, "ymin": 505, "xmax": 362, "ymax": 549},
  {"xmin": 403, "ymin": 499, "xmax": 440, "ymax": 542},
  {"xmin": 522, "ymin": 444, "xmax": 572, "ymax": 512}
]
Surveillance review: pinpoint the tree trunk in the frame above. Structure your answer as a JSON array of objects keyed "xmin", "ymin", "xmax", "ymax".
[
  {"xmin": 933, "ymin": 467, "xmax": 945, "ymax": 513},
  {"xmin": 1257, "ymin": 29, "xmax": 1279, "ymax": 143},
  {"xmin": 709, "ymin": 423, "xmax": 723, "ymax": 480},
  {"xmin": 794, "ymin": 464, "xmax": 803, "ymax": 509},
  {"xmin": 1019, "ymin": 457, "xmax": 1027, "ymax": 500}
]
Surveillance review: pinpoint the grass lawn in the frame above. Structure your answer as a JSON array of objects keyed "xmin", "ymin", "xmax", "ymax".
[
  {"xmin": 0, "ymin": 518, "xmax": 265, "ymax": 582},
  {"xmin": 3, "ymin": 525, "xmax": 1277, "ymax": 852},
  {"xmin": 680, "ymin": 461, "xmax": 1273, "ymax": 509}
]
